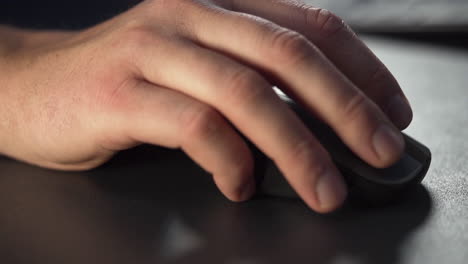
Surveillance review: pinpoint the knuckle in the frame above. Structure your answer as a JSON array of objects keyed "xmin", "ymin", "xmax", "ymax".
[
  {"xmin": 154, "ymin": 0, "xmax": 183, "ymax": 8},
  {"xmin": 269, "ymin": 28, "xmax": 312, "ymax": 66},
  {"xmin": 181, "ymin": 104, "xmax": 221, "ymax": 141},
  {"xmin": 313, "ymin": 8, "xmax": 346, "ymax": 37},
  {"xmin": 107, "ymin": 19, "xmax": 154, "ymax": 57},
  {"xmin": 297, "ymin": 4, "xmax": 320, "ymax": 27},
  {"xmin": 223, "ymin": 68, "xmax": 269, "ymax": 107},
  {"xmin": 122, "ymin": 23, "xmax": 154, "ymax": 48},
  {"xmin": 341, "ymin": 93, "xmax": 369, "ymax": 125},
  {"xmin": 153, "ymin": 0, "xmax": 197, "ymax": 15},
  {"xmin": 288, "ymin": 140, "xmax": 329, "ymax": 178}
]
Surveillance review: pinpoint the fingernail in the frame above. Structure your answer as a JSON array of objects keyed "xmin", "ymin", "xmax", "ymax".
[
  {"xmin": 372, "ymin": 124, "xmax": 405, "ymax": 164},
  {"xmin": 316, "ymin": 168, "xmax": 347, "ymax": 211},
  {"xmin": 387, "ymin": 95, "xmax": 413, "ymax": 129},
  {"xmin": 239, "ymin": 180, "xmax": 256, "ymax": 201}
]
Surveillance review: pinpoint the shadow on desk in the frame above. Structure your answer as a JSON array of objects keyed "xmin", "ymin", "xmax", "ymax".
[{"xmin": 0, "ymin": 146, "xmax": 433, "ymax": 264}]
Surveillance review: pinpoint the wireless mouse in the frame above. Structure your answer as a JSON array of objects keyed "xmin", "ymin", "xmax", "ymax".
[{"xmin": 253, "ymin": 90, "xmax": 432, "ymax": 206}]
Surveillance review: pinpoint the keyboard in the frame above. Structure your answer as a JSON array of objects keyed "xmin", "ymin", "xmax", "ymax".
[{"xmin": 305, "ymin": 0, "xmax": 468, "ymax": 32}]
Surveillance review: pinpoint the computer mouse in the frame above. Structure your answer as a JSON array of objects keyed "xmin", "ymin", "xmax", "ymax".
[{"xmin": 252, "ymin": 90, "xmax": 432, "ymax": 206}]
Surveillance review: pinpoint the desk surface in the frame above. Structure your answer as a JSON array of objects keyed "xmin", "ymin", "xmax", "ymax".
[{"xmin": 1, "ymin": 36, "xmax": 467, "ymax": 264}]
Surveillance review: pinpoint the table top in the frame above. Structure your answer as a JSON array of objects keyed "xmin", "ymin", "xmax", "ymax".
[{"xmin": 1, "ymin": 35, "xmax": 467, "ymax": 264}]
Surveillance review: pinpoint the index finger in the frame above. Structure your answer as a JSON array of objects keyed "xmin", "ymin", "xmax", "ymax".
[{"xmin": 226, "ymin": 0, "xmax": 413, "ymax": 129}]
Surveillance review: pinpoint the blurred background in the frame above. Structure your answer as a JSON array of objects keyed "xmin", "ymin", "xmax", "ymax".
[
  {"xmin": 306, "ymin": 0, "xmax": 468, "ymax": 49},
  {"xmin": 2, "ymin": 0, "xmax": 467, "ymax": 48},
  {"xmin": 307, "ymin": 0, "xmax": 468, "ymax": 33},
  {"xmin": 1, "ymin": 0, "xmax": 468, "ymax": 32}
]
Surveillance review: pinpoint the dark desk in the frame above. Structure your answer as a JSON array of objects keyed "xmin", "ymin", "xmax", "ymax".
[{"xmin": 1, "ymin": 36, "xmax": 467, "ymax": 264}]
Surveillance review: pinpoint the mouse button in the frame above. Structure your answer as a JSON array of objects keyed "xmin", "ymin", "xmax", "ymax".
[
  {"xmin": 403, "ymin": 133, "xmax": 432, "ymax": 165},
  {"xmin": 351, "ymin": 153, "xmax": 423, "ymax": 185}
]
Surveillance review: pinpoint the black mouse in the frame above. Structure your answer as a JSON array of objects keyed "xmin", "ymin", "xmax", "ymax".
[{"xmin": 252, "ymin": 91, "xmax": 432, "ymax": 206}]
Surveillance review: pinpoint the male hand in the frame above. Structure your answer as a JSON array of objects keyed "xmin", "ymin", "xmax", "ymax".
[{"xmin": 0, "ymin": 0, "xmax": 412, "ymax": 213}]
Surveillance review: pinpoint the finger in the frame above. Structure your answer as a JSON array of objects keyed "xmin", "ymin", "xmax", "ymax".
[
  {"xmin": 224, "ymin": 0, "xmax": 413, "ymax": 129},
  {"xmin": 109, "ymin": 81, "xmax": 256, "ymax": 202},
  {"xmin": 176, "ymin": 3, "xmax": 404, "ymax": 168},
  {"xmin": 134, "ymin": 36, "xmax": 347, "ymax": 212}
]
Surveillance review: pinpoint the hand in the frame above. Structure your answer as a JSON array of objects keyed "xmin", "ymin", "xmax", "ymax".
[{"xmin": 0, "ymin": 0, "xmax": 412, "ymax": 213}]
